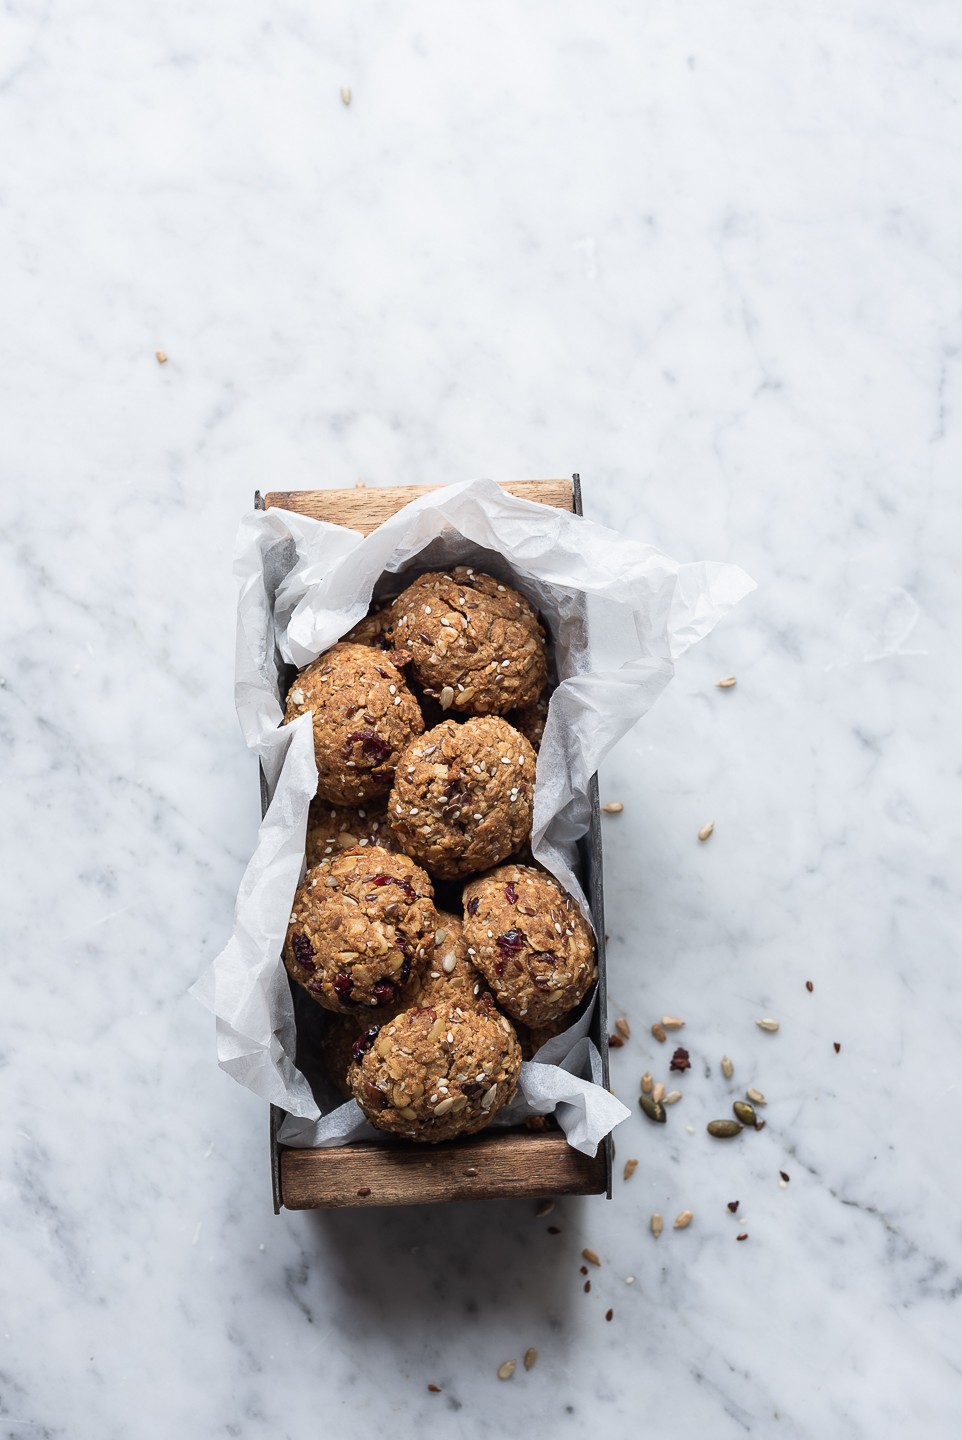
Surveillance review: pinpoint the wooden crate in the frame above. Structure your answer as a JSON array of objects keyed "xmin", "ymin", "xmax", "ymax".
[{"xmin": 260, "ymin": 477, "xmax": 612, "ymax": 1210}]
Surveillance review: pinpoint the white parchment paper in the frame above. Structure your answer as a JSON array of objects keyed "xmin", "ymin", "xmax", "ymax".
[{"xmin": 193, "ymin": 478, "xmax": 754, "ymax": 1156}]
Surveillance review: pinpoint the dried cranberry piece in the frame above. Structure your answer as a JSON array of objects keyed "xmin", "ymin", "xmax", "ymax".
[
  {"xmin": 398, "ymin": 955, "xmax": 412, "ymax": 986},
  {"xmin": 669, "ymin": 1047, "xmax": 691, "ymax": 1073},
  {"xmin": 462, "ymin": 1080, "xmax": 483, "ymax": 1098},
  {"xmin": 496, "ymin": 929, "xmax": 525, "ymax": 958},
  {"xmin": 370, "ymin": 873, "xmax": 417, "ymax": 902},
  {"xmin": 333, "ymin": 971, "xmax": 354, "ymax": 1002},
  {"xmin": 374, "ymin": 666, "xmax": 389, "ymax": 679},
  {"xmin": 372, "ymin": 979, "xmax": 396, "ymax": 1004},
  {"xmin": 504, "ymin": 882, "xmax": 518, "ymax": 904},
  {"xmin": 350, "ymin": 1026, "xmax": 380, "ymax": 1062},
  {"xmin": 344, "ymin": 728, "xmax": 393, "ymax": 765},
  {"xmin": 291, "ymin": 934, "xmax": 316, "ymax": 971},
  {"xmin": 467, "ymin": 897, "xmax": 480, "ymax": 917}
]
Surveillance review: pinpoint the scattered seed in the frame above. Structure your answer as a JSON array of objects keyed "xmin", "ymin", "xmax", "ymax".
[
  {"xmin": 733, "ymin": 1101, "xmax": 757, "ymax": 1126},
  {"xmin": 652, "ymin": 1081, "xmax": 666, "ymax": 1104},
  {"xmin": 340, "ymin": 86, "xmax": 352, "ymax": 105},
  {"xmin": 727, "ymin": 1200, "xmax": 740, "ymax": 1213},
  {"xmin": 535, "ymin": 1199, "xmax": 555, "ymax": 1217},
  {"xmin": 673, "ymin": 1210, "xmax": 694, "ymax": 1230},
  {"xmin": 805, "ymin": 980, "xmax": 814, "ymax": 992},
  {"xmin": 615, "ymin": 1016, "xmax": 631, "ymax": 1039},
  {"xmin": 708, "ymin": 1119, "xmax": 743, "ymax": 1138},
  {"xmin": 661, "ymin": 1016, "xmax": 685, "ymax": 1030},
  {"xmin": 356, "ymin": 1186, "xmax": 371, "ymax": 1197},
  {"xmin": 639, "ymin": 1095, "xmax": 666, "ymax": 1124},
  {"xmin": 651, "ymin": 1023, "xmax": 667, "ymax": 1043},
  {"xmin": 155, "ymin": 349, "xmax": 168, "ymax": 364},
  {"xmin": 427, "ymin": 1383, "xmax": 441, "ymax": 1393},
  {"xmin": 641, "ymin": 1071, "xmax": 653, "ymax": 1094},
  {"xmin": 583, "ymin": 1279, "xmax": 591, "ymax": 1292},
  {"xmin": 650, "ymin": 1212, "xmax": 663, "ymax": 1239},
  {"xmin": 497, "ymin": 1359, "xmax": 517, "ymax": 1381},
  {"xmin": 686, "ymin": 1125, "xmax": 695, "ymax": 1134},
  {"xmin": 755, "ymin": 1120, "xmax": 767, "ymax": 1131},
  {"xmin": 669, "ymin": 1047, "xmax": 690, "ymax": 1073},
  {"xmin": 715, "ymin": 675, "xmax": 737, "ymax": 688},
  {"xmin": 582, "ymin": 1248, "xmax": 601, "ymax": 1267},
  {"xmin": 547, "ymin": 1225, "xmax": 561, "ymax": 1235},
  {"xmin": 605, "ymin": 1309, "xmax": 614, "ymax": 1322},
  {"xmin": 602, "ymin": 801, "xmax": 624, "ymax": 814},
  {"xmin": 664, "ymin": 1090, "xmax": 682, "ymax": 1105},
  {"xmin": 524, "ymin": 1347, "xmax": 538, "ymax": 1371},
  {"xmin": 834, "ymin": 1042, "xmax": 841, "ymax": 1053},
  {"xmin": 463, "ymin": 1167, "xmax": 478, "ymax": 1177},
  {"xmin": 697, "ymin": 821, "xmax": 715, "ymax": 841},
  {"xmin": 625, "ymin": 1276, "xmax": 635, "ymax": 1284},
  {"xmin": 756, "ymin": 1018, "xmax": 780, "ymax": 1033},
  {"xmin": 721, "ymin": 1055, "xmax": 734, "ymax": 1079},
  {"xmin": 746, "ymin": 1087, "xmax": 767, "ymax": 1106},
  {"xmin": 736, "ymin": 1233, "xmax": 748, "ymax": 1242},
  {"xmin": 579, "ymin": 1265, "xmax": 588, "ymax": 1275},
  {"xmin": 623, "ymin": 1158, "xmax": 639, "ymax": 1181},
  {"xmin": 608, "ymin": 1033, "xmax": 625, "ymax": 1048},
  {"xmin": 780, "ymin": 1171, "xmax": 790, "ymax": 1183}
]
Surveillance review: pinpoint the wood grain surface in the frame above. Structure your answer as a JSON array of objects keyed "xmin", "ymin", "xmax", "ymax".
[
  {"xmin": 278, "ymin": 1130, "xmax": 607, "ymax": 1210},
  {"xmin": 261, "ymin": 478, "xmax": 574, "ymax": 530}
]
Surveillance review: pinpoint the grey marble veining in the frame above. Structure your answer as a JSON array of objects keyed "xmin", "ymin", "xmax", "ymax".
[{"xmin": 2, "ymin": 2, "xmax": 961, "ymax": 1436}]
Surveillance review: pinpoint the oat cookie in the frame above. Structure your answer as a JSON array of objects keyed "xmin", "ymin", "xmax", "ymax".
[
  {"xmin": 342, "ymin": 606, "xmax": 394, "ymax": 649},
  {"xmin": 462, "ymin": 864, "xmax": 597, "ymax": 1028},
  {"xmin": 390, "ymin": 567, "xmax": 547, "ymax": 715},
  {"xmin": 283, "ymin": 845, "xmax": 437, "ymax": 1014},
  {"xmin": 351, "ymin": 1001, "xmax": 522, "ymax": 1142},
  {"xmin": 284, "ymin": 642, "xmax": 424, "ymax": 806},
  {"xmin": 305, "ymin": 799, "xmax": 398, "ymax": 869},
  {"xmin": 418, "ymin": 913, "xmax": 488, "ymax": 1010},
  {"xmin": 506, "ymin": 689, "xmax": 550, "ymax": 751},
  {"xmin": 318, "ymin": 1014, "xmax": 367, "ymax": 1099},
  {"xmin": 388, "ymin": 717, "xmax": 536, "ymax": 879}
]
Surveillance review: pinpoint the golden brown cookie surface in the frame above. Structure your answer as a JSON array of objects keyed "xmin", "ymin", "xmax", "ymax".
[
  {"xmin": 388, "ymin": 717, "xmax": 536, "ymax": 879},
  {"xmin": 462, "ymin": 864, "xmax": 597, "ymax": 1028},
  {"xmin": 351, "ymin": 1001, "xmax": 522, "ymax": 1142},
  {"xmin": 282, "ymin": 845, "xmax": 437, "ymax": 1014},
  {"xmin": 390, "ymin": 568, "xmax": 546, "ymax": 715},
  {"xmin": 305, "ymin": 799, "xmax": 398, "ymax": 869}
]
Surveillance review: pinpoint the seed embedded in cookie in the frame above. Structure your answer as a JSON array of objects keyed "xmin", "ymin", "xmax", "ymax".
[
  {"xmin": 305, "ymin": 798, "xmax": 399, "ymax": 869},
  {"xmin": 462, "ymin": 864, "xmax": 597, "ymax": 1028},
  {"xmin": 388, "ymin": 717, "xmax": 536, "ymax": 880},
  {"xmin": 284, "ymin": 642, "xmax": 423, "ymax": 806},
  {"xmin": 351, "ymin": 1001, "xmax": 523, "ymax": 1142},
  {"xmin": 282, "ymin": 845, "xmax": 438, "ymax": 1014},
  {"xmin": 389, "ymin": 568, "xmax": 547, "ymax": 716}
]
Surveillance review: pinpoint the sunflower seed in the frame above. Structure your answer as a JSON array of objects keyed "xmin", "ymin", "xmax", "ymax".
[
  {"xmin": 602, "ymin": 801, "xmax": 624, "ymax": 814},
  {"xmin": 623, "ymin": 1158, "xmax": 639, "ymax": 1181},
  {"xmin": 650, "ymin": 1212, "xmax": 663, "ymax": 1238},
  {"xmin": 523, "ymin": 1348, "xmax": 538, "ymax": 1371},
  {"xmin": 721, "ymin": 1055, "xmax": 734, "ymax": 1079},
  {"xmin": 639, "ymin": 1094, "xmax": 666, "ymax": 1124},
  {"xmin": 746, "ymin": 1087, "xmax": 767, "ymax": 1105},
  {"xmin": 708, "ymin": 1119, "xmax": 743, "ymax": 1138},
  {"xmin": 439, "ymin": 686, "xmax": 455, "ymax": 710},
  {"xmin": 582, "ymin": 1248, "xmax": 601, "ymax": 1267},
  {"xmin": 641, "ymin": 1071, "xmax": 653, "ymax": 1095},
  {"xmin": 651, "ymin": 1023, "xmax": 667, "ymax": 1043},
  {"xmin": 652, "ymin": 1082, "xmax": 666, "ymax": 1104},
  {"xmin": 756, "ymin": 1018, "xmax": 780, "ymax": 1032},
  {"xmin": 661, "ymin": 1016, "xmax": 685, "ymax": 1030},
  {"xmin": 340, "ymin": 86, "xmax": 352, "ymax": 105},
  {"xmin": 497, "ymin": 1359, "xmax": 516, "ymax": 1381},
  {"xmin": 673, "ymin": 1210, "xmax": 693, "ymax": 1230},
  {"xmin": 733, "ymin": 1101, "xmax": 757, "ymax": 1126},
  {"xmin": 715, "ymin": 676, "xmax": 737, "ymax": 688},
  {"xmin": 697, "ymin": 821, "xmax": 715, "ymax": 841},
  {"xmin": 155, "ymin": 349, "xmax": 168, "ymax": 364},
  {"xmin": 615, "ymin": 1016, "xmax": 631, "ymax": 1039},
  {"xmin": 663, "ymin": 1090, "xmax": 682, "ymax": 1105}
]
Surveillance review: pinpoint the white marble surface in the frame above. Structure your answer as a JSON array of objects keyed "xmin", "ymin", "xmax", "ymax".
[{"xmin": 3, "ymin": 2, "xmax": 961, "ymax": 1435}]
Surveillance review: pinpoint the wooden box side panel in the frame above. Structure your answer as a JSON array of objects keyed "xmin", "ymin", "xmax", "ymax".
[
  {"xmin": 260, "ymin": 478, "xmax": 573, "ymax": 532},
  {"xmin": 278, "ymin": 1131, "xmax": 606, "ymax": 1210}
]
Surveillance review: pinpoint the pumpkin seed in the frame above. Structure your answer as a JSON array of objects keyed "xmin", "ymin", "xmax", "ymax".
[
  {"xmin": 733, "ymin": 1101, "xmax": 757, "ymax": 1126},
  {"xmin": 707, "ymin": 1119, "xmax": 743, "ymax": 1138},
  {"xmin": 639, "ymin": 1095, "xmax": 666, "ymax": 1124}
]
